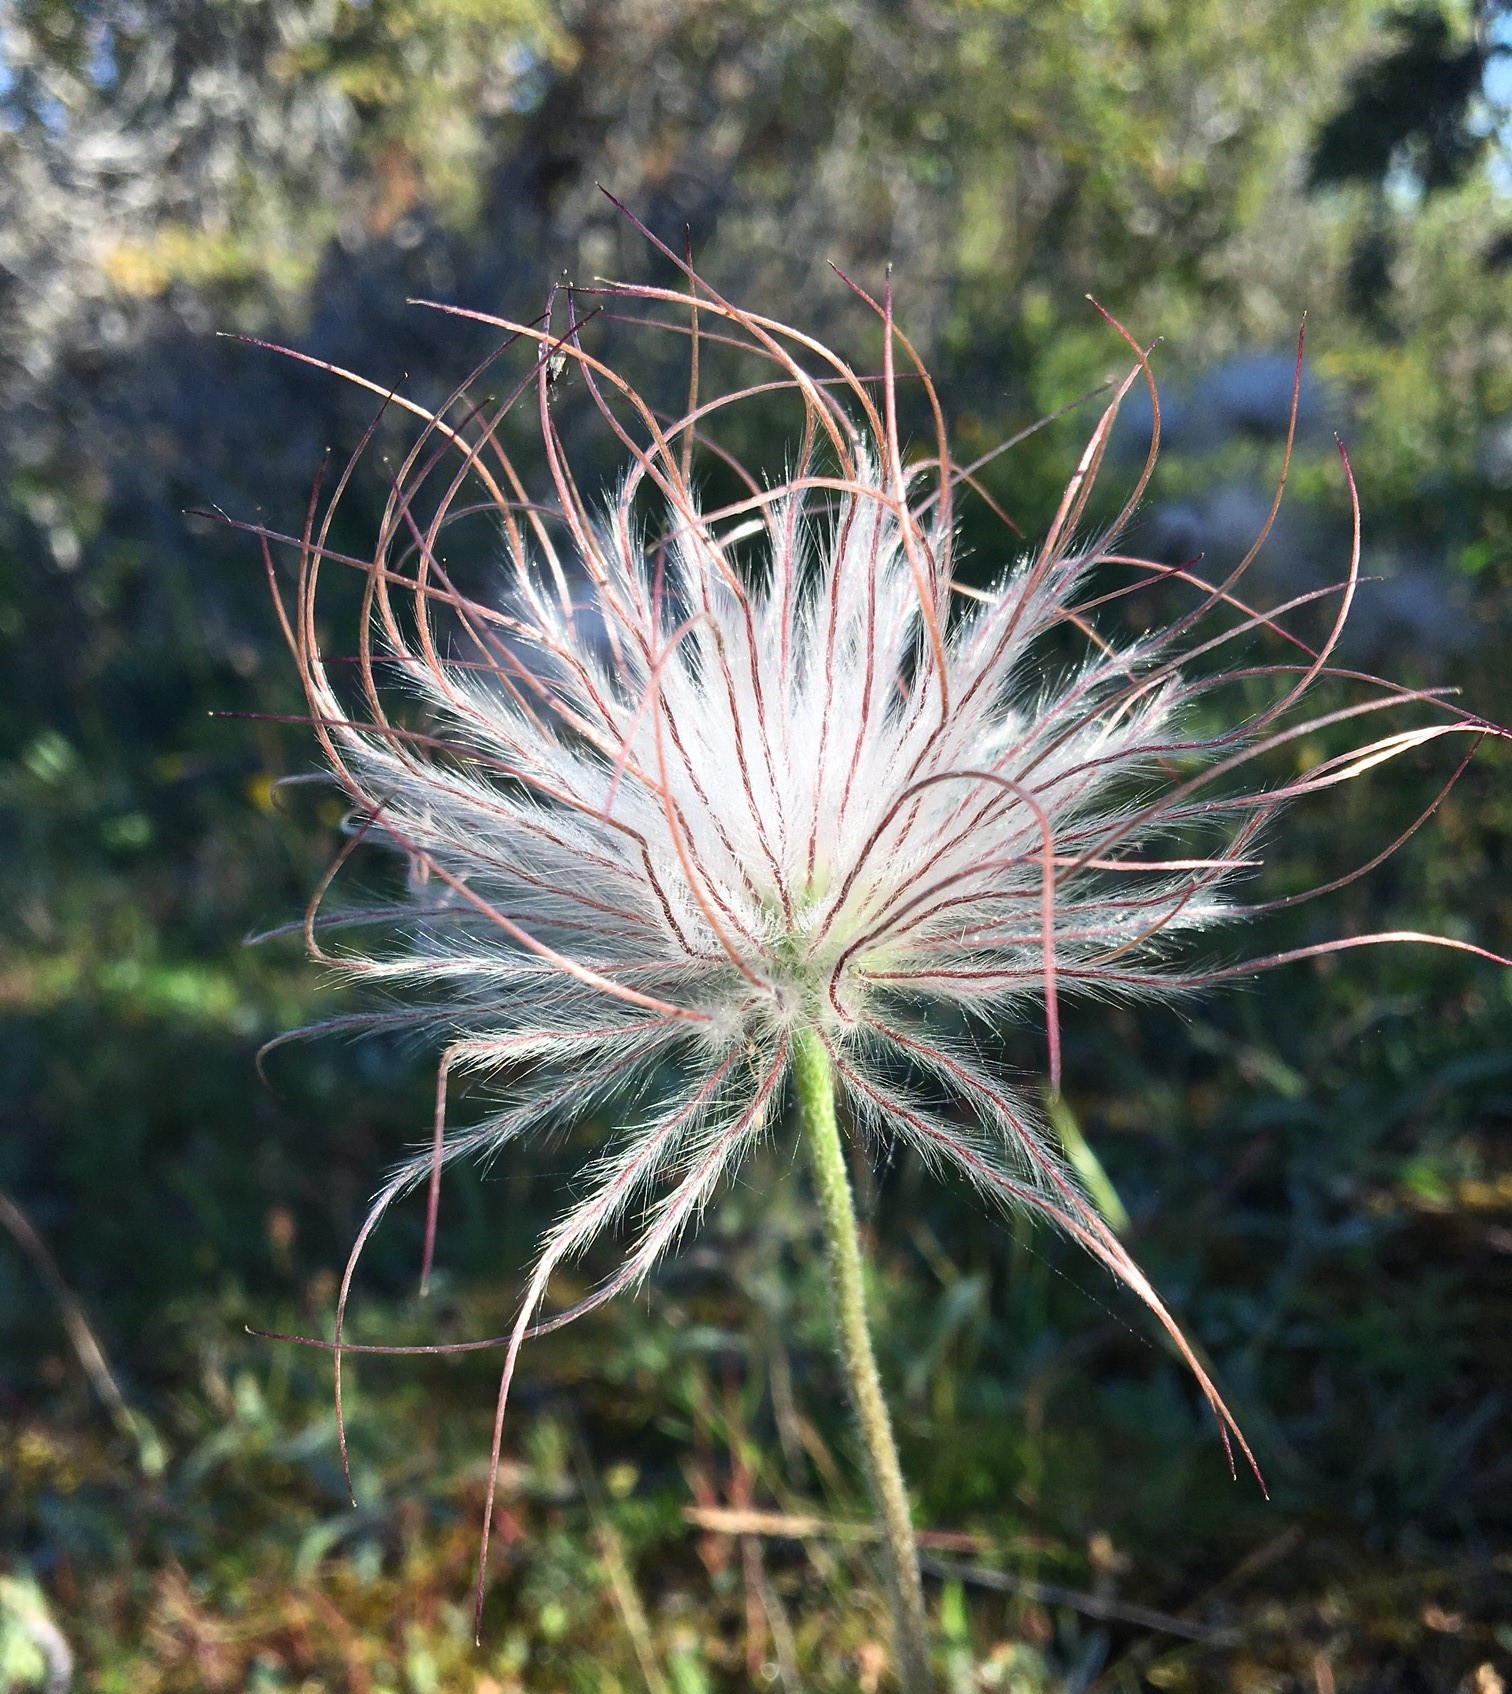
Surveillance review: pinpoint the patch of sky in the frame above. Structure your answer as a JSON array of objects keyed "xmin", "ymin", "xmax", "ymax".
[
  {"xmin": 0, "ymin": 17, "xmax": 16, "ymax": 133},
  {"xmin": 1488, "ymin": 9, "xmax": 1512, "ymax": 194},
  {"xmin": 501, "ymin": 41, "xmax": 548, "ymax": 114},
  {"xmin": 87, "ymin": 24, "xmax": 119, "ymax": 90}
]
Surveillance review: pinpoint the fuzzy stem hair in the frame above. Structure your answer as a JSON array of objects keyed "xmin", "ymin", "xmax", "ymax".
[{"xmin": 793, "ymin": 1026, "xmax": 932, "ymax": 1691}]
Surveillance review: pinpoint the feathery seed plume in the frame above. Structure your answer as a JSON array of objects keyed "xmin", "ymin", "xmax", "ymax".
[{"xmin": 239, "ymin": 223, "xmax": 1507, "ymax": 1632}]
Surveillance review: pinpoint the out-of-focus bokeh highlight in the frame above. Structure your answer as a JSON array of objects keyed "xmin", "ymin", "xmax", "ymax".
[{"xmin": 2, "ymin": 3, "xmax": 1511, "ymax": 1688}]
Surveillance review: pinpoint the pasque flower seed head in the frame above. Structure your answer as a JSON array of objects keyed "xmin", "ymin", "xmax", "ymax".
[{"xmin": 239, "ymin": 220, "xmax": 1507, "ymax": 1624}]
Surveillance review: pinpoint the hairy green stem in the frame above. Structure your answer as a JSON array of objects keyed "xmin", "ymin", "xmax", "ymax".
[{"xmin": 792, "ymin": 1027, "xmax": 932, "ymax": 1693}]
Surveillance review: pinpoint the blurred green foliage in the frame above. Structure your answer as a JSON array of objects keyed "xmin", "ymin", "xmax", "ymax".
[{"xmin": 2, "ymin": 1, "xmax": 1511, "ymax": 1689}]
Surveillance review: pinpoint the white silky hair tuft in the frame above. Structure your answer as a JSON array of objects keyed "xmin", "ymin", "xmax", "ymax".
[{"xmin": 243, "ymin": 239, "xmax": 1507, "ymax": 1620}]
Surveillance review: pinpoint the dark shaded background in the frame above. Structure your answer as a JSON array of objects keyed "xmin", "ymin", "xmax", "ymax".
[{"xmin": 2, "ymin": 2, "xmax": 1511, "ymax": 1689}]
